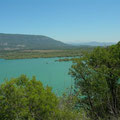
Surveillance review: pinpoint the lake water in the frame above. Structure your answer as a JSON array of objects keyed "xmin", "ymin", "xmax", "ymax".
[{"xmin": 0, "ymin": 58, "xmax": 74, "ymax": 96}]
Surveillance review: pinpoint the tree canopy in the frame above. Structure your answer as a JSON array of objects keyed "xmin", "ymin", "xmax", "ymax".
[
  {"xmin": 0, "ymin": 75, "xmax": 86, "ymax": 120},
  {"xmin": 70, "ymin": 42, "xmax": 120, "ymax": 120},
  {"xmin": 0, "ymin": 75, "xmax": 58, "ymax": 120}
]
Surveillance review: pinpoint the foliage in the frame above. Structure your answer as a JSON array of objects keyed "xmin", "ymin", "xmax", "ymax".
[
  {"xmin": 52, "ymin": 93, "xmax": 89, "ymax": 120},
  {"xmin": 0, "ymin": 75, "xmax": 89, "ymax": 120},
  {"xmin": 0, "ymin": 75, "xmax": 58, "ymax": 120},
  {"xmin": 69, "ymin": 42, "xmax": 120, "ymax": 120}
]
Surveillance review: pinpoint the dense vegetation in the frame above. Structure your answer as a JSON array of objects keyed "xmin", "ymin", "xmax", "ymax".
[
  {"xmin": 0, "ymin": 75, "xmax": 87, "ymax": 120},
  {"xmin": 70, "ymin": 41, "xmax": 120, "ymax": 120}
]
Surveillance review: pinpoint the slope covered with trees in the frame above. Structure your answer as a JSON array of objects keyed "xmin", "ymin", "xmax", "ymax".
[{"xmin": 0, "ymin": 33, "xmax": 69, "ymax": 50}]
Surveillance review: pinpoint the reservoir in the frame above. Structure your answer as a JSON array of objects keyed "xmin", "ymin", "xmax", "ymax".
[{"xmin": 0, "ymin": 58, "xmax": 74, "ymax": 96}]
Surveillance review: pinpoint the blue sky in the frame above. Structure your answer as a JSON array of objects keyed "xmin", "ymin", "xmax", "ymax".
[{"xmin": 0, "ymin": 0, "xmax": 120, "ymax": 43}]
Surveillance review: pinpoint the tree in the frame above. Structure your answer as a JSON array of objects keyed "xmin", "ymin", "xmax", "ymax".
[
  {"xmin": 0, "ymin": 75, "xmax": 58, "ymax": 120},
  {"xmin": 70, "ymin": 42, "xmax": 120, "ymax": 120}
]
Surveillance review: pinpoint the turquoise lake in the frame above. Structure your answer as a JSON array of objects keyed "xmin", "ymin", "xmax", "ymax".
[{"xmin": 0, "ymin": 58, "xmax": 74, "ymax": 96}]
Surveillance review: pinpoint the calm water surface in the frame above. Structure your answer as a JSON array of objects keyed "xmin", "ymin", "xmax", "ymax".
[{"xmin": 0, "ymin": 58, "xmax": 74, "ymax": 96}]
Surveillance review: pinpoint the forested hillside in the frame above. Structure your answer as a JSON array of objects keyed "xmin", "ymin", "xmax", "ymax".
[{"xmin": 0, "ymin": 33, "xmax": 69, "ymax": 50}]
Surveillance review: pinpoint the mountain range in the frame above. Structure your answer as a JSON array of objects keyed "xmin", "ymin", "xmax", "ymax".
[
  {"xmin": 70, "ymin": 41, "xmax": 116, "ymax": 46},
  {"xmin": 0, "ymin": 33, "xmax": 115, "ymax": 50}
]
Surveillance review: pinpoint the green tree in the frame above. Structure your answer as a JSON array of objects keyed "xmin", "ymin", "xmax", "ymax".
[
  {"xmin": 70, "ymin": 42, "xmax": 120, "ymax": 120},
  {"xmin": 0, "ymin": 75, "xmax": 58, "ymax": 120}
]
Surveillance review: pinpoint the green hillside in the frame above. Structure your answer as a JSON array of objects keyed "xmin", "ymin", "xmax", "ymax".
[{"xmin": 0, "ymin": 33, "xmax": 69, "ymax": 50}]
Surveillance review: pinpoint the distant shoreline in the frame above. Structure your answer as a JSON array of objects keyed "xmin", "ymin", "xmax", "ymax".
[{"xmin": 0, "ymin": 49, "xmax": 92, "ymax": 60}]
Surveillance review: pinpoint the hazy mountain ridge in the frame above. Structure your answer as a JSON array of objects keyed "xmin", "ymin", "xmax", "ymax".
[
  {"xmin": 0, "ymin": 33, "xmax": 69, "ymax": 50},
  {"xmin": 70, "ymin": 41, "xmax": 116, "ymax": 46}
]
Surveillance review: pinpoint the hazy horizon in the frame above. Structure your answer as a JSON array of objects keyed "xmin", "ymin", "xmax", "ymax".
[{"xmin": 0, "ymin": 0, "xmax": 120, "ymax": 43}]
